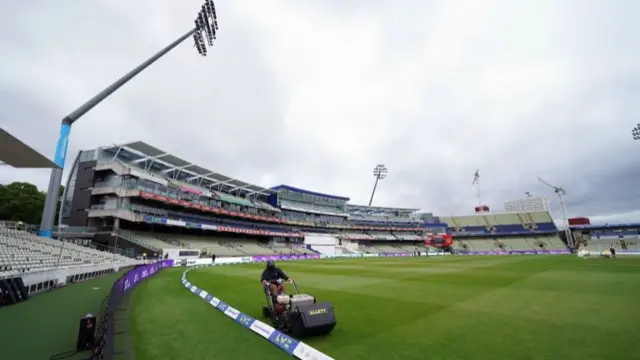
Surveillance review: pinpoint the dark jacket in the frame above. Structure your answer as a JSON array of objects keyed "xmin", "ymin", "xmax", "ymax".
[{"xmin": 261, "ymin": 267, "xmax": 289, "ymax": 283}]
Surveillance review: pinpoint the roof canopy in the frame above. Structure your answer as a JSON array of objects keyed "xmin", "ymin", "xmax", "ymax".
[
  {"xmin": 102, "ymin": 141, "xmax": 276, "ymax": 196},
  {"xmin": 0, "ymin": 128, "xmax": 59, "ymax": 168},
  {"xmin": 346, "ymin": 204, "xmax": 420, "ymax": 214},
  {"xmin": 270, "ymin": 184, "xmax": 350, "ymax": 201}
]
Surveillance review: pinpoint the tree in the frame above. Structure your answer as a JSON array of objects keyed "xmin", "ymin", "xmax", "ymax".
[
  {"xmin": 0, "ymin": 182, "xmax": 65, "ymax": 225},
  {"xmin": 0, "ymin": 182, "xmax": 46, "ymax": 225}
]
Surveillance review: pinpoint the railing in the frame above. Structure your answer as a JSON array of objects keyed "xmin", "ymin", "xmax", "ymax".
[
  {"xmin": 0, "ymin": 221, "xmax": 98, "ymax": 235},
  {"xmin": 0, "ymin": 220, "xmax": 39, "ymax": 233},
  {"xmin": 54, "ymin": 226, "xmax": 98, "ymax": 233}
]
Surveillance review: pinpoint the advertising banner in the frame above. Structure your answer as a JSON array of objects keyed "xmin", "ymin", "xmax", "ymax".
[
  {"xmin": 186, "ymin": 258, "xmax": 214, "ymax": 266},
  {"xmin": 361, "ymin": 253, "xmax": 380, "ymax": 258},
  {"xmin": 251, "ymin": 254, "xmax": 321, "ymax": 262},
  {"xmin": 456, "ymin": 249, "xmax": 570, "ymax": 255},
  {"xmin": 380, "ymin": 252, "xmax": 412, "ymax": 257},
  {"xmin": 214, "ymin": 256, "xmax": 251, "ymax": 265},
  {"xmin": 336, "ymin": 254, "xmax": 362, "ymax": 258},
  {"xmin": 120, "ymin": 260, "xmax": 173, "ymax": 294}
]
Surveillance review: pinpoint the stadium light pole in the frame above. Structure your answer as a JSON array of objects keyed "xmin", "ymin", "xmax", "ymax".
[
  {"xmin": 39, "ymin": 0, "xmax": 219, "ymax": 237},
  {"xmin": 368, "ymin": 164, "xmax": 388, "ymax": 206},
  {"xmin": 632, "ymin": 123, "xmax": 640, "ymax": 141}
]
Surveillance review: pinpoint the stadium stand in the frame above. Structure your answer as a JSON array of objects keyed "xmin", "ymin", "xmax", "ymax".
[
  {"xmin": 49, "ymin": 141, "xmax": 574, "ymax": 261},
  {"xmin": 0, "ymin": 222, "xmax": 142, "ymax": 302},
  {"xmin": 439, "ymin": 212, "xmax": 565, "ymax": 253},
  {"xmin": 571, "ymin": 223, "xmax": 640, "ymax": 254},
  {"xmin": 0, "ymin": 226, "xmax": 131, "ymax": 275}
]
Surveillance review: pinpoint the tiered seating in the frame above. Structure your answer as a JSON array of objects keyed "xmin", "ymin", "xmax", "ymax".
[
  {"xmin": 453, "ymin": 236, "xmax": 566, "ymax": 252},
  {"xmin": 440, "ymin": 211, "xmax": 557, "ymax": 234},
  {"xmin": 170, "ymin": 234, "xmax": 244, "ymax": 256},
  {"xmin": 464, "ymin": 239, "xmax": 498, "ymax": 251},
  {"xmin": 349, "ymin": 214, "xmax": 418, "ymax": 223},
  {"xmin": 270, "ymin": 242, "xmax": 314, "ymax": 255},
  {"xmin": 395, "ymin": 244, "xmax": 421, "ymax": 252},
  {"xmin": 585, "ymin": 239, "xmax": 622, "ymax": 253},
  {"xmin": 394, "ymin": 232, "xmax": 422, "ymax": 240},
  {"xmin": 358, "ymin": 243, "xmax": 378, "ymax": 253},
  {"xmin": 358, "ymin": 243, "xmax": 407, "ymax": 253},
  {"xmin": 237, "ymin": 241, "xmax": 279, "ymax": 255},
  {"xmin": 496, "ymin": 237, "xmax": 533, "ymax": 251},
  {"xmin": 368, "ymin": 232, "xmax": 397, "ymax": 240},
  {"xmin": 374, "ymin": 245, "xmax": 407, "ymax": 253},
  {"xmin": 451, "ymin": 238, "xmax": 470, "ymax": 251},
  {"xmin": 537, "ymin": 236, "xmax": 566, "ymax": 249},
  {"xmin": 122, "ymin": 231, "xmax": 174, "ymax": 252},
  {"xmin": 625, "ymin": 239, "xmax": 640, "ymax": 251},
  {"xmin": 126, "ymin": 162, "xmax": 278, "ymax": 213},
  {"xmin": 582, "ymin": 235, "xmax": 640, "ymax": 253},
  {"xmin": 340, "ymin": 232, "xmax": 374, "ymax": 240},
  {"xmin": 0, "ymin": 228, "xmax": 130, "ymax": 275}
]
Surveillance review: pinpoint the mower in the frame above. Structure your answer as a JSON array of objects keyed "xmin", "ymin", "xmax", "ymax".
[{"xmin": 262, "ymin": 279, "xmax": 336, "ymax": 337}]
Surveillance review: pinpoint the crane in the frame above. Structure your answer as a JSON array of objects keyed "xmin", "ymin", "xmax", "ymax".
[{"xmin": 537, "ymin": 176, "xmax": 574, "ymax": 248}]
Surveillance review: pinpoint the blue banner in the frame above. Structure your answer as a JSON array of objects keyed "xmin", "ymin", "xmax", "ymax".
[
  {"xmin": 53, "ymin": 123, "xmax": 71, "ymax": 168},
  {"xmin": 217, "ymin": 301, "xmax": 229, "ymax": 312},
  {"xmin": 268, "ymin": 331, "xmax": 300, "ymax": 356},
  {"xmin": 235, "ymin": 313, "xmax": 256, "ymax": 328}
]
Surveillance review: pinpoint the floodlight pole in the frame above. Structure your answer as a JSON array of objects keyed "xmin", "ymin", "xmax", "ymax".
[
  {"xmin": 40, "ymin": 0, "xmax": 220, "ymax": 238},
  {"xmin": 39, "ymin": 28, "xmax": 196, "ymax": 237},
  {"xmin": 368, "ymin": 176, "xmax": 381, "ymax": 206},
  {"xmin": 368, "ymin": 164, "xmax": 388, "ymax": 206}
]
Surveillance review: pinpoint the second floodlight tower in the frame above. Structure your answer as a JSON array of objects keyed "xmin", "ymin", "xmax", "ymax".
[{"xmin": 368, "ymin": 164, "xmax": 388, "ymax": 206}]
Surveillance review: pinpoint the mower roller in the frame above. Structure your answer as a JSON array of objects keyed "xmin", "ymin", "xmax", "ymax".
[{"xmin": 262, "ymin": 279, "xmax": 336, "ymax": 337}]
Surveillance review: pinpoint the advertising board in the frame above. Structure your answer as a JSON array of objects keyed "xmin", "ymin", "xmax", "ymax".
[
  {"xmin": 251, "ymin": 254, "xmax": 321, "ymax": 262},
  {"xmin": 121, "ymin": 260, "xmax": 174, "ymax": 293}
]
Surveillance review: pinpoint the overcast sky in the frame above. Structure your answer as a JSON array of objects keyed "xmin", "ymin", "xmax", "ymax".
[{"xmin": 1, "ymin": 0, "xmax": 639, "ymax": 224}]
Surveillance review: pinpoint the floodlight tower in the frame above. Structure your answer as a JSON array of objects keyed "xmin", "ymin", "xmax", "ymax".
[
  {"xmin": 632, "ymin": 123, "xmax": 640, "ymax": 141},
  {"xmin": 537, "ymin": 176, "xmax": 573, "ymax": 248},
  {"xmin": 472, "ymin": 169, "xmax": 482, "ymax": 207},
  {"xmin": 39, "ymin": 0, "xmax": 219, "ymax": 237},
  {"xmin": 368, "ymin": 164, "xmax": 388, "ymax": 206}
]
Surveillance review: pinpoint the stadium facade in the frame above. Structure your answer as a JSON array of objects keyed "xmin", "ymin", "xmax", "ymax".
[{"xmin": 58, "ymin": 141, "xmax": 572, "ymax": 258}]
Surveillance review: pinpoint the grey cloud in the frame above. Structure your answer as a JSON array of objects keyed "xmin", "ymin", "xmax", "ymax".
[{"xmin": 1, "ymin": 0, "xmax": 639, "ymax": 224}]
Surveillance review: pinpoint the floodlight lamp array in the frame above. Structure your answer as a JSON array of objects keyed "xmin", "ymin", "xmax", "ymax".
[
  {"xmin": 194, "ymin": 0, "xmax": 219, "ymax": 57},
  {"xmin": 373, "ymin": 164, "xmax": 388, "ymax": 180},
  {"xmin": 632, "ymin": 123, "xmax": 640, "ymax": 141}
]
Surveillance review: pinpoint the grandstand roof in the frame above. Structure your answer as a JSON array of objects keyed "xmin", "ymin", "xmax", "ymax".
[
  {"xmin": 0, "ymin": 128, "xmax": 59, "ymax": 168},
  {"xmin": 270, "ymin": 185, "xmax": 350, "ymax": 201},
  {"xmin": 346, "ymin": 204, "xmax": 420, "ymax": 214},
  {"xmin": 103, "ymin": 141, "xmax": 276, "ymax": 196}
]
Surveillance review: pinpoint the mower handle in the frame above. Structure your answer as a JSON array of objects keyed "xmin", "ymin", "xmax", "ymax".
[{"xmin": 264, "ymin": 279, "xmax": 301, "ymax": 294}]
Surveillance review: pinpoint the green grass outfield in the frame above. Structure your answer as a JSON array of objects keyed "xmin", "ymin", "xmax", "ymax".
[{"xmin": 131, "ymin": 255, "xmax": 640, "ymax": 360}]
